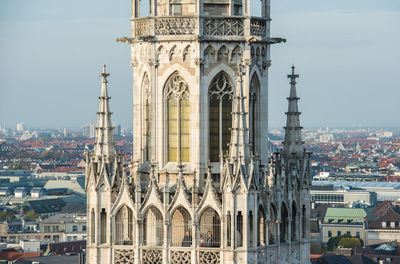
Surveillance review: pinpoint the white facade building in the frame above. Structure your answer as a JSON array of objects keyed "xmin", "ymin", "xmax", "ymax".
[{"xmin": 85, "ymin": 1, "xmax": 311, "ymax": 263}]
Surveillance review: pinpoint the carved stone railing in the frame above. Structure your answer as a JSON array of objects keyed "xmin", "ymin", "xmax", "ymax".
[
  {"xmin": 170, "ymin": 248, "xmax": 191, "ymax": 264},
  {"xmin": 155, "ymin": 17, "xmax": 196, "ymax": 35},
  {"xmin": 135, "ymin": 18, "xmax": 150, "ymax": 37},
  {"xmin": 114, "ymin": 248, "xmax": 135, "ymax": 264},
  {"xmin": 250, "ymin": 18, "xmax": 267, "ymax": 37},
  {"xmin": 198, "ymin": 249, "xmax": 220, "ymax": 264},
  {"xmin": 142, "ymin": 248, "xmax": 163, "ymax": 264},
  {"xmin": 203, "ymin": 17, "xmax": 244, "ymax": 36}
]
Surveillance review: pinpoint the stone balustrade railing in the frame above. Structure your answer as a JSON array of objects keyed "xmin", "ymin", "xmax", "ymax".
[{"xmin": 133, "ymin": 16, "xmax": 268, "ymax": 38}]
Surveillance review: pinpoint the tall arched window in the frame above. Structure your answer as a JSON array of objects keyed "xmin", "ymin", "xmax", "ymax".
[
  {"xmin": 209, "ymin": 72, "xmax": 233, "ymax": 162},
  {"xmin": 171, "ymin": 206, "xmax": 192, "ymax": 247},
  {"xmin": 142, "ymin": 74, "xmax": 151, "ymax": 162},
  {"xmin": 143, "ymin": 206, "xmax": 163, "ymax": 246},
  {"xmin": 115, "ymin": 205, "xmax": 134, "ymax": 245},
  {"xmin": 280, "ymin": 203, "xmax": 288, "ymax": 243},
  {"xmin": 199, "ymin": 207, "xmax": 221, "ymax": 247},
  {"xmin": 249, "ymin": 74, "xmax": 259, "ymax": 155},
  {"xmin": 166, "ymin": 72, "xmax": 190, "ymax": 162}
]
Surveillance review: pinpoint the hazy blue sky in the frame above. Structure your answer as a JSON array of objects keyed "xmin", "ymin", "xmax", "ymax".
[{"xmin": 0, "ymin": 0, "xmax": 399, "ymax": 129}]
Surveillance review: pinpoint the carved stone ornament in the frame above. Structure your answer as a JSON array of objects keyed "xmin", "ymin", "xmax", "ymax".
[
  {"xmin": 203, "ymin": 18, "xmax": 244, "ymax": 36},
  {"xmin": 170, "ymin": 250, "xmax": 191, "ymax": 264},
  {"xmin": 142, "ymin": 249, "xmax": 162, "ymax": 264},
  {"xmin": 114, "ymin": 249, "xmax": 135, "ymax": 264},
  {"xmin": 155, "ymin": 18, "xmax": 196, "ymax": 35},
  {"xmin": 199, "ymin": 250, "xmax": 220, "ymax": 264}
]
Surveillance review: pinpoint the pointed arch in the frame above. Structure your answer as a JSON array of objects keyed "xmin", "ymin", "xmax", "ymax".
[
  {"xmin": 249, "ymin": 73, "xmax": 260, "ymax": 156},
  {"xmin": 258, "ymin": 205, "xmax": 266, "ymax": 246},
  {"xmin": 208, "ymin": 71, "xmax": 234, "ymax": 161},
  {"xmin": 165, "ymin": 71, "xmax": 190, "ymax": 162},
  {"xmin": 169, "ymin": 45, "xmax": 177, "ymax": 61},
  {"xmin": 217, "ymin": 45, "xmax": 228, "ymax": 62},
  {"xmin": 182, "ymin": 45, "xmax": 191, "ymax": 63},
  {"xmin": 204, "ymin": 45, "xmax": 216, "ymax": 63},
  {"xmin": 157, "ymin": 45, "xmax": 166, "ymax": 62},
  {"xmin": 171, "ymin": 206, "xmax": 192, "ymax": 247},
  {"xmin": 280, "ymin": 203, "xmax": 288, "ymax": 243},
  {"xmin": 143, "ymin": 206, "xmax": 164, "ymax": 246},
  {"xmin": 115, "ymin": 205, "xmax": 134, "ymax": 245},
  {"xmin": 199, "ymin": 207, "xmax": 221, "ymax": 247},
  {"xmin": 231, "ymin": 45, "xmax": 242, "ymax": 64},
  {"xmin": 142, "ymin": 73, "xmax": 151, "ymax": 162}
]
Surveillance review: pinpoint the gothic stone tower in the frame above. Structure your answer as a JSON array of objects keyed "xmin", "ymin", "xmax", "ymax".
[{"xmin": 86, "ymin": 0, "xmax": 312, "ymax": 263}]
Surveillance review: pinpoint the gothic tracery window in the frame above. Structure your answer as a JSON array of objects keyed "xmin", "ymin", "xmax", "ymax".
[
  {"xmin": 166, "ymin": 72, "xmax": 190, "ymax": 162},
  {"xmin": 249, "ymin": 74, "xmax": 260, "ymax": 155},
  {"xmin": 209, "ymin": 72, "xmax": 233, "ymax": 162}
]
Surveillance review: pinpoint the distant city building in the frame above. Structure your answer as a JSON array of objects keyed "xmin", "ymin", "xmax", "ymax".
[
  {"xmin": 82, "ymin": 123, "xmax": 95, "ymax": 138},
  {"xmin": 365, "ymin": 201, "xmax": 400, "ymax": 246},
  {"xmin": 320, "ymin": 208, "xmax": 366, "ymax": 243},
  {"xmin": 114, "ymin": 124, "xmax": 121, "ymax": 137},
  {"xmin": 311, "ymin": 184, "xmax": 376, "ymax": 206},
  {"xmin": 16, "ymin": 122, "xmax": 24, "ymax": 132}
]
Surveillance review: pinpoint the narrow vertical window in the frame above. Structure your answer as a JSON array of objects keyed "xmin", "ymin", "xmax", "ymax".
[
  {"xmin": 142, "ymin": 74, "xmax": 151, "ymax": 162},
  {"xmin": 100, "ymin": 208, "xmax": 107, "ymax": 244},
  {"xmin": 209, "ymin": 72, "xmax": 233, "ymax": 161},
  {"xmin": 91, "ymin": 208, "xmax": 95, "ymax": 243},
  {"xmin": 249, "ymin": 211, "xmax": 253, "ymax": 247},
  {"xmin": 227, "ymin": 211, "xmax": 231, "ymax": 247},
  {"xmin": 236, "ymin": 211, "xmax": 243, "ymax": 247},
  {"xmin": 291, "ymin": 203, "xmax": 297, "ymax": 241},
  {"xmin": 249, "ymin": 74, "xmax": 259, "ymax": 155},
  {"xmin": 166, "ymin": 72, "xmax": 190, "ymax": 162},
  {"xmin": 302, "ymin": 205, "xmax": 306, "ymax": 239}
]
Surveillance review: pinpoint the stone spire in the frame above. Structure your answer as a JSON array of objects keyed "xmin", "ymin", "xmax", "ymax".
[
  {"xmin": 94, "ymin": 64, "xmax": 115, "ymax": 158},
  {"xmin": 229, "ymin": 63, "xmax": 250, "ymax": 164},
  {"xmin": 283, "ymin": 65, "xmax": 303, "ymax": 160}
]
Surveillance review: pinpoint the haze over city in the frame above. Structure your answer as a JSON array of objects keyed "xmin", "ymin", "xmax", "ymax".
[{"xmin": 1, "ymin": 0, "xmax": 399, "ymax": 129}]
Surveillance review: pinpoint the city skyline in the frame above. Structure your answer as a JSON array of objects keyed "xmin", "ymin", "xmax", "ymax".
[{"xmin": 1, "ymin": 0, "xmax": 399, "ymax": 128}]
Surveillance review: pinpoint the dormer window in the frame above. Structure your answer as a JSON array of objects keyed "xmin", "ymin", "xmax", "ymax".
[
  {"xmin": 391, "ymin": 222, "xmax": 395, "ymax": 228},
  {"xmin": 382, "ymin": 222, "xmax": 387, "ymax": 228}
]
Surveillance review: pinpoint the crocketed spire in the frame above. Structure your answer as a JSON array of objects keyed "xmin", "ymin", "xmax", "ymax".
[
  {"xmin": 94, "ymin": 64, "xmax": 115, "ymax": 158},
  {"xmin": 283, "ymin": 65, "xmax": 303, "ymax": 160}
]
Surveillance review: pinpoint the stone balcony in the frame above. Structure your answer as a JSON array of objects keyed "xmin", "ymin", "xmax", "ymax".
[{"xmin": 130, "ymin": 16, "xmax": 270, "ymax": 41}]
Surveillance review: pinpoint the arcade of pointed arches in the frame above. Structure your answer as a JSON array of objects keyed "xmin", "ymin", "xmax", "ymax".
[{"xmin": 109, "ymin": 202, "xmax": 307, "ymax": 248}]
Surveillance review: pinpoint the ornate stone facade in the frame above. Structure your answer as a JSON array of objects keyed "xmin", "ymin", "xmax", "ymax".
[{"xmin": 86, "ymin": 0, "xmax": 311, "ymax": 263}]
